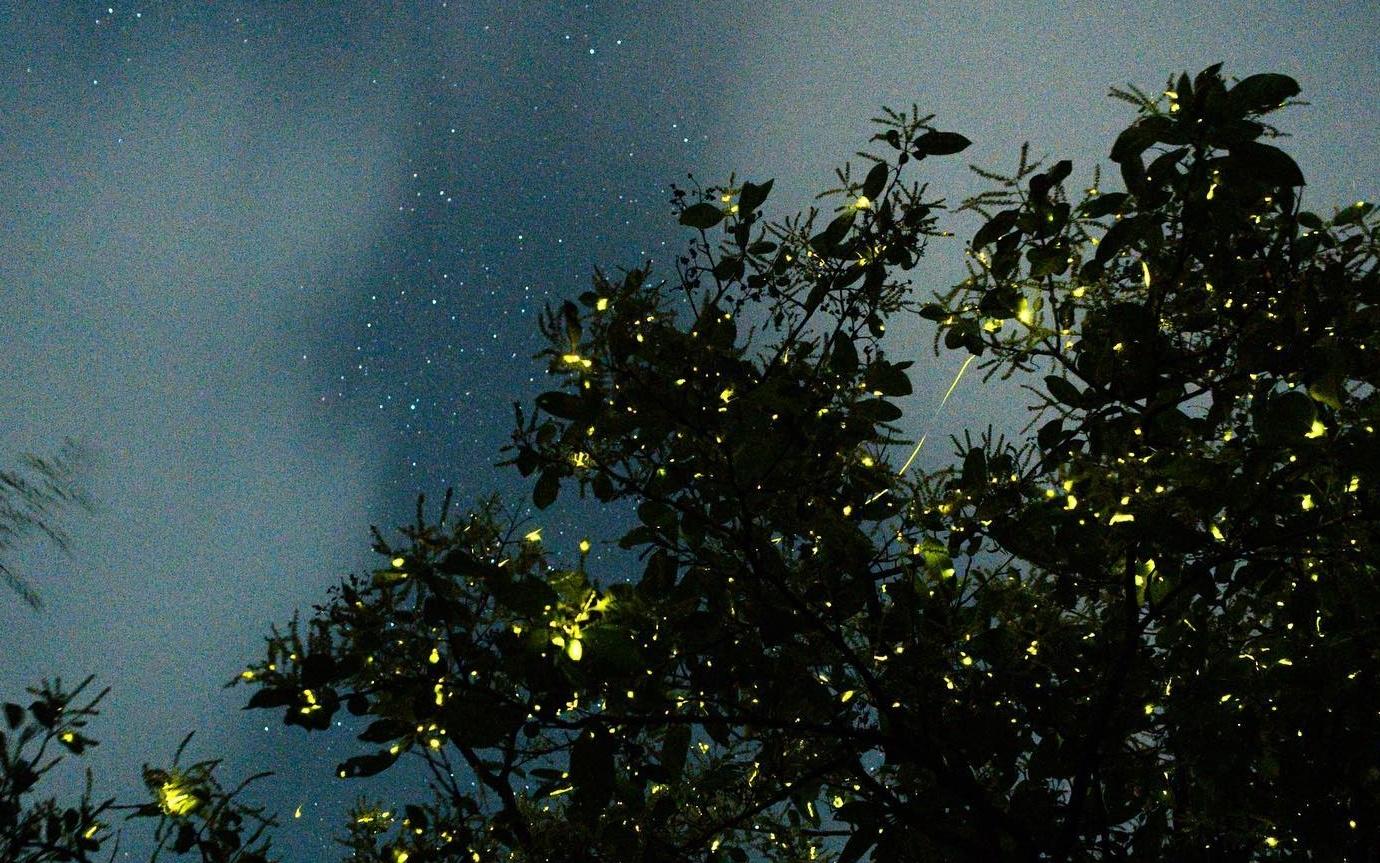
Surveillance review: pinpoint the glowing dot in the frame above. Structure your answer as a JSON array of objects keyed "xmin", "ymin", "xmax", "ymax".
[
  {"xmin": 566, "ymin": 639, "xmax": 583, "ymax": 661},
  {"xmin": 391, "ymin": 557, "xmax": 405, "ymax": 568},
  {"xmin": 579, "ymin": 538, "xmax": 591, "ymax": 553},
  {"xmin": 294, "ymin": 804, "xmax": 303, "ymax": 819},
  {"xmin": 524, "ymin": 528, "xmax": 542, "ymax": 542},
  {"xmin": 853, "ymin": 195, "xmax": 871, "ymax": 210},
  {"xmin": 1305, "ymin": 419, "xmax": 1326, "ymax": 439},
  {"xmin": 840, "ymin": 689, "xmax": 856, "ymax": 703},
  {"xmin": 1300, "ymin": 494, "xmax": 1315, "ymax": 511},
  {"xmin": 428, "ymin": 647, "xmax": 440, "ymax": 664}
]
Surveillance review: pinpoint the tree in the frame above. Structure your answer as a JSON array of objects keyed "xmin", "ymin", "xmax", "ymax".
[
  {"xmin": 0, "ymin": 676, "xmax": 277, "ymax": 862},
  {"xmin": 6, "ymin": 63, "xmax": 1377, "ymax": 862},
  {"xmin": 1, "ymin": 438, "xmax": 93, "ymax": 610}
]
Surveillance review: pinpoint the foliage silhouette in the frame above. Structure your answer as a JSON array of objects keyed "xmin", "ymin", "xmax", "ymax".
[
  {"xmin": 5, "ymin": 63, "xmax": 1378, "ymax": 862},
  {"xmin": 0, "ymin": 677, "xmax": 277, "ymax": 862},
  {"xmin": 1, "ymin": 439, "xmax": 93, "ymax": 610},
  {"xmin": 233, "ymin": 64, "xmax": 1378, "ymax": 861}
]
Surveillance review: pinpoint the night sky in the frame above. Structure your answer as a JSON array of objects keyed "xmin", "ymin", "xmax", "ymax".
[{"xmin": 1, "ymin": 2, "xmax": 1376, "ymax": 859}]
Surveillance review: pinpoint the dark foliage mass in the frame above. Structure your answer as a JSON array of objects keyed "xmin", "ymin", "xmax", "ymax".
[{"xmin": 4, "ymin": 65, "xmax": 1377, "ymax": 862}]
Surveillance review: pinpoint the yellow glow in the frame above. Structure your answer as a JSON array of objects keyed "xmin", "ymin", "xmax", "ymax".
[
  {"xmin": 391, "ymin": 557, "xmax": 405, "ymax": 568},
  {"xmin": 1109, "ymin": 512, "xmax": 1135, "ymax": 525},
  {"xmin": 1210, "ymin": 523, "xmax": 1225, "ymax": 542},
  {"xmin": 719, "ymin": 387, "xmax": 734, "ymax": 403},
  {"xmin": 1017, "ymin": 297, "xmax": 1035, "ymax": 326},
  {"xmin": 1071, "ymin": 285, "xmax": 1087, "ymax": 298},
  {"xmin": 157, "ymin": 776, "xmax": 202, "ymax": 817},
  {"xmin": 1301, "ymin": 494, "xmax": 1315, "ymax": 511},
  {"xmin": 1064, "ymin": 495, "xmax": 1078, "ymax": 510},
  {"xmin": 429, "ymin": 647, "xmax": 440, "ymax": 664},
  {"xmin": 595, "ymin": 297, "xmax": 609, "ymax": 311},
  {"xmin": 1141, "ymin": 261, "xmax": 1151, "ymax": 289},
  {"xmin": 240, "ymin": 669, "xmax": 255, "ymax": 680},
  {"xmin": 561, "ymin": 353, "xmax": 593, "ymax": 369},
  {"xmin": 579, "ymin": 538, "xmax": 591, "ymax": 553},
  {"xmin": 294, "ymin": 804, "xmax": 303, "ymax": 819},
  {"xmin": 84, "ymin": 823, "xmax": 101, "ymax": 839},
  {"xmin": 524, "ymin": 528, "xmax": 542, "ymax": 542},
  {"xmin": 566, "ymin": 639, "xmax": 583, "ymax": 661},
  {"xmin": 840, "ymin": 689, "xmax": 856, "ymax": 703},
  {"xmin": 395, "ymin": 850, "xmax": 410, "ymax": 863},
  {"xmin": 1264, "ymin": 837, "xmax": 1279, "ymax": 849},
  {"xmin": 853, "ymin": 195, "xmax": 871, "ymax": 210},
  {"xmin": 1305, "ymin": 419, "xmax": 1326, "ymax": 439},
  {"xmin": 61, "ymin": 731, "xmax": 76, "ymax": 743}
]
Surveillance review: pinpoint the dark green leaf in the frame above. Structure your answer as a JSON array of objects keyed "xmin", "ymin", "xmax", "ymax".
[
  {"xmin": 533, "ymin": 469, "xmax": 559, "ymax": 510},
  {"xmin": 1229, "ymin": 141, "xmax": 1305, "ymax": 187},
  {"xmin": 865, "ymin": 361, "xmax": 913, "ymax": 397},
  {"xmin": 680, "ymin": 202, "xmax": 724, "ymax": 230},
  {"xmin": 912, "ymin": 131, "xmax": 972, "ymax": 157},
  {"xmin": 569, "ymin": 729, "xmax": 616, "ymax": 814},
  {"xmin": 861, "ymin": 161, "xmax": 889, "ymax": 200},
  {"xmin": 972, "ymin": 209, "xmax": 1020, "ymax": 249},
  {"xmin": 336, "ymin": 749, "xmax": 399, "ymax": 779},
  {"xmin": 535, "ymin": 391, "xmax": 587, "ymax": 420},
  {"xmin": 1080, "ymin": 192, "xmax": 1130, "ymax": 219},
  {"xmin": 656, "ymin": 718, "xmax": 690, "ymax": 778},
  {"xmin": 739, "ymin": 179, "xmax": 774, "ymax": 213},
  {"xmin": 358, "ymin": 718, "xmax": 411, "ymax": 743},
  {"xmin": 1228, "ymin": 73, "xmax": 1300, "ymax": 115},
  {"xmin": 1045, "ymin": 375, "xmax": 1083, "ymax": 407},
  {"xmin": 854, "ymin": 398, "xmax": 903, "ymax": 423}
]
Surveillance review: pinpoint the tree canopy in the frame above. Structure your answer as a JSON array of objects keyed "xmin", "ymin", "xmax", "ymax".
[{"xmin": 4, "ymin": 63, "xmax": 1378, "ymax": 863}]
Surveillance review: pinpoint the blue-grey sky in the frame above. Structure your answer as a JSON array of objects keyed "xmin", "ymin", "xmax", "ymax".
[{"xmin": 1, "ymin": 2, "xmax": 1376, "ymax": 859}]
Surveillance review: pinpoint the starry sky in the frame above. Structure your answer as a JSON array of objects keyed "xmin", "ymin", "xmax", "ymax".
[{"xmin": 1, "ymin": 2, "xmax": 1376, "ymax": 859}]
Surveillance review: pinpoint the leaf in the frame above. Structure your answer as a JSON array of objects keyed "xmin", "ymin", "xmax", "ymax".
[
  {"xmin": 680, "ymin": 202, "xmax": 724, "ymax": 230},
  {"xmin": 832, "ymin": 339, "xmax": 859, "ymax": 375},
  {"xmin": 853, "ymin": 398, "xmax": 903, "ymax": 423},
  {"xmin": 861, "ymin": 161, "xmax": 889, "ymax": 200},
  {"xmin": 1307, "ymin": 373, "xmax": 1343, "ymax": 410},
  {"xmin": 1228, "ymin": 73, "xmax": 1300, "ymax": 114},
  {"xmin": 1229, "ymin": 141, "xmax": 1305, "ymax": 187},
  {"xmin": 488, "ymin": 575, "xmax": 560, "ymax": 617},
  {"xmin": 637, "ymin": 501, "xmax": 677, "ymax": 530},
  {"xmin": 535, "ymin": 391, "xmax": 587, "ymax": 420},
  {"xmin": 358, "ymin": 718, "xmax": 411, "ymax": 743},
  {"xmin": 972, "ymin": 208, "xmax": 1020, "ymax": 250},
  {"xmin": 811, "ymin": 210, "xmax": 856, "ymax": 254},
  {"xmin": 4, "ymin": 702, "xmax": 23, "ymax": 730},
  {"xmin": 1080, "ymin": 192, "xmax": 1130, "ymax": 219},
  {"xmin": 243, "ymin": 687, "xmax": 294, "ymax": 711},
  {"xmin": 738, "ymin": 179, "xmax": 773, "ymax": 213},
  {"xmin": 1094, "ymin": 215, "xmax": 1143, "ymax": 265},
  {"xmin": 444, "ymin": 694, "xmax": 526, "ymax": 748},
  {"xmin": 660, "ymin": 725, "xmax": 691, "ymax": 780},
  {"xmin": 1256, "ymin": 389, "xmax": 1315, "ymax": 439},
  {"xmin": 336, "ymin": 749, "xmax": 399, "ymax": 779},
  {"xmin": 533, "ymin": 469, "xmax": 559, "ymax": 510},
  {"xmin": 569, "ymin": 729, "xmax": 616, "ymax": 814},
  {"xmin": 1332, "ymin": 201, "xmax": 1374, "ymax": 226},
  {"xmin": 912, "ymin": 130, "xmax": 972, "ymax": 157},
  {"xmin": 837, "ymin": 827, "xmax": 879, "ymax": 863},
  {"xmin": 1045, "ymin": 375, "xmax": 1083, "ymax": 407},
  {"xmin": 865, "ymin": 361, "xmax": 913, "ymax": 396}
]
